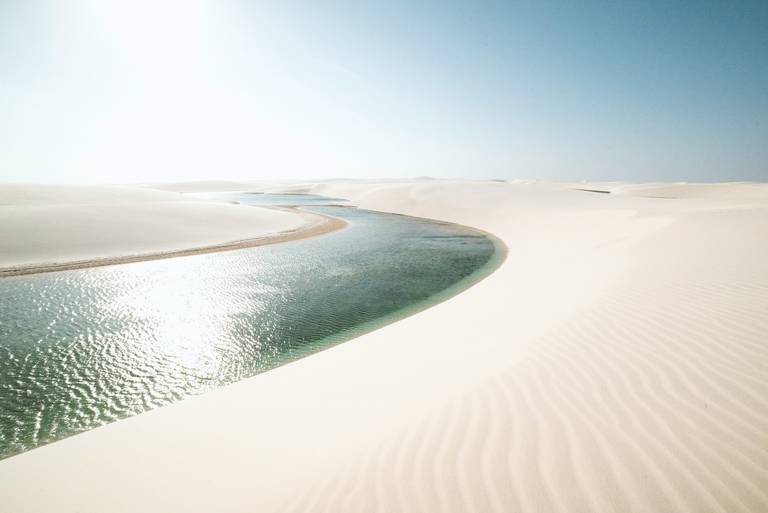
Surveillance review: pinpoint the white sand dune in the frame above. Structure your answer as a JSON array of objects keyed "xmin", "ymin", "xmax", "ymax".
[
  {"xmin": 608, "ymin": 181, "xmax": 768, "ymax": 200},
  {"xmin": 1, "ymin": 180, "xmax": 767, "ymax": 512},
  {"xmin": 0, "ymin": 184, "xmax": 335, "ymax": 274}
]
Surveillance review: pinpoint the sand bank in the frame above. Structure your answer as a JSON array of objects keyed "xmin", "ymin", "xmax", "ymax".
[
  {"xmin": 0, "ymin": 185, "xmax": 344, "ymax": 277},
  {"xmin": 1, "ymin": 180, "xmax": 767, "ymax": 513}
]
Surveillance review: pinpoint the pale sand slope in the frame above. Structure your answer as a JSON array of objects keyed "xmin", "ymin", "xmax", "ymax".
[
  {"xmin": 1, "ymin": 180, "xmax": 768, "ymax": 512},
  {"xmin": 0, "ymin": 184, "xmax": 319, "ymax": 272}
]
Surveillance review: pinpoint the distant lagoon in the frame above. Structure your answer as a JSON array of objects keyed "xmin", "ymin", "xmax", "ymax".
[{"xmin": 0, "ymin": 194, "xmax": 503, "ymax": 459}]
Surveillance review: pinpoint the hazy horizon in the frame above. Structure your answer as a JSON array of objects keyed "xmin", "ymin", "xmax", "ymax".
[{"xmin": 2, "ymin": 1, "xmax": 767, "ymax": 184}]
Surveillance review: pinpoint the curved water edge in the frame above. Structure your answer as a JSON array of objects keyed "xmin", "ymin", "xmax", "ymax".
[
  {"xmin": 0, "ymin": 195, "xmax": 507, "ymax": 459},
  {"xmin": 281, "ymin": 215, "xmax": 508, "ymax": 367}
]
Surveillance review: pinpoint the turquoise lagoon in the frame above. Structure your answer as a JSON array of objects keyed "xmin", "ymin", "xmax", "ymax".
[{"xmin": 0, "ymin": 194, "xmax": 503, "ymax": 459}]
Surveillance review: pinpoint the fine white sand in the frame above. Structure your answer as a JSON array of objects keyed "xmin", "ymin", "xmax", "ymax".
[
  {"xmin": 1, "ymin": 180, "xmax": 767, "ymax": 512},
  {"xmin": 0, "ymin": 184, "xmax": 336, "ymax": 275}
]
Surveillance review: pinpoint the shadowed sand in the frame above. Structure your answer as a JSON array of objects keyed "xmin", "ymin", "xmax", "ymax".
[{"xmin": 1, "ymin": 179, "xmax": 767, "ymax": 513}]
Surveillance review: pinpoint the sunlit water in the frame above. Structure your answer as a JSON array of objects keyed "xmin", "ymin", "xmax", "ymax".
[{"xmin": 0, "ymin": 194, "xmax": 502, "ymax": 459}]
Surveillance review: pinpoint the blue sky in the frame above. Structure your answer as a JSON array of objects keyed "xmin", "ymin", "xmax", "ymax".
[{"xmin": 1, "ymin": 0, "xmax": 766, "ymax": 183}]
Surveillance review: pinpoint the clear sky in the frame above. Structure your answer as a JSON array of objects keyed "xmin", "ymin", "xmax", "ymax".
[{"xmin": 1, "ymin": 0, "xmax": 766, "ymax": 183}]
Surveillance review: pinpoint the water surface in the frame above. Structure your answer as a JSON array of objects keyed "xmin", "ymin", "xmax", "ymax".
[
  {"xmin": 192, "ymin": 191, "xmax": 349, "ymax": 206},
  {"xmin": 0, "ymin": 194, "xmax": 502, "ymax": 459}
]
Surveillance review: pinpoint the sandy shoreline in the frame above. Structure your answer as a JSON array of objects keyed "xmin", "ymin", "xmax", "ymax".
[
  {"xmin": 1, "ymin": 180, "xmax": 767, "ymax": 513},
  {"xmin": 0, "ymin": 207, "xmax": 345, "ymax": 278},
  {"xmin": 0, "ymin": 184, "xmax": 348, "ymax": 276}
]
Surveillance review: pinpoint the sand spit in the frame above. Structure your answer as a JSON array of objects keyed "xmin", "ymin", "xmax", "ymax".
[
  {"xmin": 0, "ymin": 185, "xmax": 343, "ymax": 277},
  {"xmin": 1, "ymin": 180, "xmax": 767, "ymax": 513},
  {"xmin": 0, "ymin": 208, "xmax": 344, "ymax": 277}
]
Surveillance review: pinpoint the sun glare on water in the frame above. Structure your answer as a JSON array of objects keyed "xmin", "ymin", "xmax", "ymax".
[{"xmin": 109, "ymin": 255, "xmax": 239, "ymax": 374}]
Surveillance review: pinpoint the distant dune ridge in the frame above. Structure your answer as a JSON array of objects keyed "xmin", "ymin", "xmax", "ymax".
[{"xmin": 1, "ymin": 179, "xmax": 767, "ymax": 512}]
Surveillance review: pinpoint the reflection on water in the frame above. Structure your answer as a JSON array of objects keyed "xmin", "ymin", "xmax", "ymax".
[{"xmin": 0, "ymin": 195, "xmax": 501, "ymax": 459}]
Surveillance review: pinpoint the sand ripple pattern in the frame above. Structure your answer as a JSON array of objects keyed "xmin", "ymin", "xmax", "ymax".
[{"xmin": 284, "ymin": 274, "xmax": 768, "ymax": 512}]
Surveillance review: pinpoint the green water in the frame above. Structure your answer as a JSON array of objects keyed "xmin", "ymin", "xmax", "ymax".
[{"xmin": 0, "ymin": 195, "xmax": 503, "ymax": 459}]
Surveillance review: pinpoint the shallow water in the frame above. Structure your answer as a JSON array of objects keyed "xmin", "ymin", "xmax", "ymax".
[
  {"xmin": 0, "ymin": 194, "xmax": 501, "ymax": 459},
  {"xmin": 192, "ymin": 191, "xmax": 349, "ymax": 205}
]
